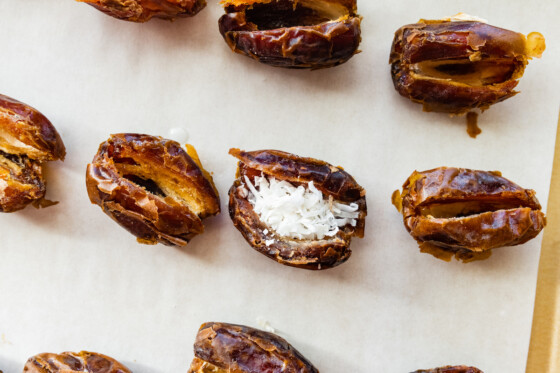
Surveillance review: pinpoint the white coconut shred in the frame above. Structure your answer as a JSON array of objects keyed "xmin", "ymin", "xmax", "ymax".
[{"xmin": 242, "ymin": 175, "xmax": 360, "ymax": 240}]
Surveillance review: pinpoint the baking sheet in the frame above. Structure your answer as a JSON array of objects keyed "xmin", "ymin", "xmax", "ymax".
[
  {"xmin": 0, "ymin": 1, "xmax": 559, "ymax": 372},
  {"xmin": 527, "ymin": 113, "xmax": 560, "ymax": 373}
]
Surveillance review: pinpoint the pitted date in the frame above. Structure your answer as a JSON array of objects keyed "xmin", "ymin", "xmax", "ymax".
[
  {"xmin": 76, "ymin": 0, "xmax": 206, "ymax": 22},
  {"xmin": 392, "ymin": 167, "xmax": 546, "ymax": 262},
  {"xmin": 187, "ymin": 322, "xmax": 319, "ymax": 373},
  {"xmin": 86, "ymin": 133, "xmax": 220, "ymax": 246},
  {"xmin": 219, "ymin": 0, "xmax": 362, "ymax": 69},
  {"xmin": 228, "ymin": 148, "xmax": 367, "ymax": 270},
  {"xmin": 412, "ymin": 366, "xmax": 483, "ymax": 373},
  {"xmin": 23, "ymin": 351, "xmax": 131, "ymax": 373},
  {"xmin": 0, "ymin": 94, "xmax": 65, "ymax": 212},
  {"xmin": 389, "ymin": 15, "xmax": 545, "ymax": 114}
]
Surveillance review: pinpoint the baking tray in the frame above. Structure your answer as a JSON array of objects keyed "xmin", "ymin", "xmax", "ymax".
[{"xmin": 0, "ymin": 1, "xmax": 559, "ymax": 372}]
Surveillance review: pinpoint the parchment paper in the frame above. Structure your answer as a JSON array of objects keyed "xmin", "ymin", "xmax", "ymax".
[{"xmin": 0, "ymin": 1, "xmax": 558, "ymax": 372}]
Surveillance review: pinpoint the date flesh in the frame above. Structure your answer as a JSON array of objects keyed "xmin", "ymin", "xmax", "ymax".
[
  {"xmin": 86, "ymin": 133, "xmax": 220, "ymax": 246},
  {"xmin": 0, "ymin": 94, "xmax": 65, "ymax": 212},
  {"xmin": 412, "ymin": 366, "xmax": 483, "ymax": 373},
  {"xmin": 228, "ymin": 148, "xmax": 367, "ymax": 270},
  {"xmin": 392, "ymin": 167, "xmax": 546, "ymax": 262},
  {"xmin": 219, "ymin": 0, "xmax": 361, "ymax": 68},
  {"xmin": 76, "ymin": 0, "xmax": 207, "ymax": 22},
  {"xmin": 23, "ymin": 351, "xmax": 131, "ymax": 373},
  {"xmin": 390, "ymin": 17, "xmax": 545, "ymax": 114},
  {"xmin": 187, "ymin": 322, "xmax": 319, "ymax": 373}
]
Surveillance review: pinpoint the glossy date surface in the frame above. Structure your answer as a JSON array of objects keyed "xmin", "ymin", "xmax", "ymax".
[
  {"xmin": 76, "ymin": 0, "xmax": 206, "ymax": 22},
  {"xmin": 219, "ymin": 0, "xmax": 361, "ymax": 68},
  {"xmin": 389, "ymin": 17, "xmax": 545, "ymax": 114},
  {"xmin": 392, "ymin": 167, "xmax": 546, "ymax": 262},
  {"xmin": 228, "ymin": 148, "xmax": 366, "ymax": 270},
  {"xmin": 0, "ymin": 94, "xmax": 65, "ymax": 212},
  {"xmin": 188, "ymin": 322, "xmax": 319, "ymax": 373},
  {"xmin": 86, "ymin": 133, "xmax": 220, "ymax": 246},
  {"xmin": 23, "ymin": 351, "xmax": 131, "ymax": 373}
]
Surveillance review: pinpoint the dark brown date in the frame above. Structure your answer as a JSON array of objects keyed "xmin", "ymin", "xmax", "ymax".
[
  {"xmin": 219, "ymin": 0, "xmax": 361, "ymax": 69},
  {"xmin": 86, "ymin": 133, "xmax": 220, "ymax": 246},
  {"xmin": 23, "ymin": 351, "xmax": 131, "ymax": 373},
  {"xmin": 187, "ymin": 322, "xmax": 319, "ymax": 373},
  {"xmin": 76, "ymin": 0, "xmax": 206, "ymax": 22},
  {"xmin": 228, "ymin": 148, "xmax": 366, "ymax": 270},
  {"xmin": 389, "ymin": 16, "xmax": 545, "ymax": 114},
  {"xmin": 392, "ymin": 167, "xmax": 546, "ymax": 262},
  {"xmin": 412, "ymin": 366, "xmax": 483, "ymax": 373},
  {"xmin": 0, "ymin": 94, "xmax": 65, "ymax": 212}
]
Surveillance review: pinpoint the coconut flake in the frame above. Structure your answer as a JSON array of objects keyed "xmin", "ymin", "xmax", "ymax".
[
  {"xmin": 243, "ymin": 175, "xmax": 360, "ymax": 240},
  {"xmin": 445, "ymin": 13, "xmax": 488, "ymax": 23}
]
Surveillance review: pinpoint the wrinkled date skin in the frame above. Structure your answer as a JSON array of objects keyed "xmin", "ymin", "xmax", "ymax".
[
  {"xmin": 76, "ymin": 0, "xmax": 206, "ymax": 22},
  {"xmin": 228, "ymin": 148, "xmax": 367, "ymax": 270},
  {"xmin": 392, "ymin": 167, "xmax": 546, "ymax": 262},
  {"xmin": 412, "ymin": 366, "xmax": 483, "ymax": 373},
  {"xmin": 86, "ymin": 133, "xmax": 220, "ymax": 246},
  {"xmin": 219, "ymin": 0, "xmax": 362, "ymax": 68},
  {"xmin": 0, "ymin": 94, "xmax": 65, "ymax": 212},
  {"xmin": 389, "ymin": 17, "xmax": 546, "ymax": 114},
  {"xmin": 188, "ymin": 322, "xmax": 319, "ymax": 373},
  {"xmin": 23, "ymin": 351, "xmax": 131, "ymax": 373}
]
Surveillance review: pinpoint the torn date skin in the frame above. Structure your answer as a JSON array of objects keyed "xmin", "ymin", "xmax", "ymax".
[
  {"xmin": 86, "ymin": 133, "xmax": 220, "ymax": 246},
  {"xmin": 219, "ymin": 0, "xmax": 362, "ymax": 68},
  {"xmin": 76, "ymin": 0, "xmax": 206, "ymax": 22},
  {"xmin": 412, "ymin": 366, "xmax": 483, "ymax": 373},
  {"xmin": 390, "ymin": 18, "xmax": 545, "ymax": 114},
  {"xmin": 228, "ymin": 148, "xmax": 367, "ymax": 270},
  {"xmin": 23, "ymin": 351, "xmax": 131, "ymax": 373},
  {"xmin": 0, "ymin": 94, "xmax": 65, "ymax": 212},
  {"xmin": 392, "ymin": 167, "xmax": 546, "ymax": 262},
  {"xmin": 188, "ymin": 322, "xmax": 319, "ymax": 373}
]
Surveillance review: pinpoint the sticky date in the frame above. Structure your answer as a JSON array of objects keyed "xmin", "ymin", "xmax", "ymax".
[
  {"xmin": 86, "ymin": 133, "xmax": 220, "ymax": 246},
  {"xmin": 412, "ymin": 366, "xmax": 483, "ymax": 373},
  {"xmin": 76, "ymin": 0, "xmax": 206, "ymax": 22},
  {"xmin": 23, "ymin": 351, "xmax": 131, "ymax": 373},
  {"xmin": 389, "ymin": 15, "xmax": 545, "ymax": 114},
  {"xmin": 187, "ymin": 322, "xmax": 319, "ymax": 373},
  {"xmin": 228, "ymin": 148, "xmax": 367, "ymax": 270},
  {"xmin": 392, "ymin": 167, "xmax": 546, "ymax": 262},
  {"xmin": 219, "ymin": 0, "xmax": 362, "ymax": 68},
  {"xmin": 0, "ymin": 94, "xmax": 65, "ymax": 212}
]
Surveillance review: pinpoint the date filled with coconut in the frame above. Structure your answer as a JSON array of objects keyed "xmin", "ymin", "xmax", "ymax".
[{"xmin": 228, "ymin": 149, "xmax": 366, "ymax": 270}]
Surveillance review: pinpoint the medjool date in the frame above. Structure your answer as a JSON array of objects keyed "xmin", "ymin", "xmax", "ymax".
[
  {"xmin": 76, "ymin": 0, "xmax": 206, "ymax": 22},
  {"xmin": 219, "ymin": 0, "xmax": 361, "ymax": 69},
  {"xmin": 86, "ymin": 133, "xmax": 220, "ymax": 246},
  {"xmin": 412, "ymin": 366, "xmax": 483, "ymax": 373},
  {"xmin": 390, "ymin": 14, "xmax": 545, "ymax": 114},
  {"xmin": 0, "ymin": 94, "xmax": 65, "ymax": 212},
  {"xmin": 229, "ymin": 148, "xmax": 366, "ymax": 270},
  {"xmin": 392, "ymin": 167, "xmax": 546, "ymax": 262},
  {"xmin": 187, "ymin": 322, "xmax": 319, "ymax": 373},
  {"xmin": 23, "ymin": 351, "xmax": 131, "ymax": 373}
]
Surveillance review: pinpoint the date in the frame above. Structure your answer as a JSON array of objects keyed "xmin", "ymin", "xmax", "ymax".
[
  {"xmin": 76, "ymin": 0, "xmax": 206, "ymax": 22},
  {"xmin": 23, "ymin": 351, "xmax": 131, "ymax": 373},
  {"xmin": 412, "ymin": 366, "xmax": 483, "ymax": 373},
  {"xmin": 86, "ymin": 133, "xmax": 220, "ymax": 246},
  {"xmin": 187, "ymin": 322, "xmax": 319, "ymax": 373},
  {"xmin": 219, "ymin": 0, "xmax": 361, "ymax": 69},
  {"xmin": 228, "ymin": 148, "xmax": 366, "ymax": 270},
  {"xmin": 389, "ymin": 15, "xmax": 545, "ymax": 114},
  {"xmin": 392, "ymin": 167, "xmax": 546, "ymax": 262},
  {"xmin": 0, "ymin": 94, "xmax": 65, "ymax": 212}
]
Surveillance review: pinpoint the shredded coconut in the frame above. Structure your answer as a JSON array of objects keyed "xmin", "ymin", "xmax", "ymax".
[{"xmin": 242, "ymin": 175, "xmax": 360, "ymax": 240}]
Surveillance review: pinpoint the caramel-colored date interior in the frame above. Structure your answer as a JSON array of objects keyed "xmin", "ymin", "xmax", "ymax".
[
  {"xmin": 419, "ymin": 197, "xmax": 535, "ymax": 218},
  {"xmin": 243, "ymin": 0, "xmax": 349, "ymax": 30},
  {"xmin": 110, "ymin": 144, "xmax": 210, "ymax": 217},
  {"xmin": 188, "ymin": 358, "xmax": 228, "ymax": 373},
  {"xmin": 413, "ymin": 58, "xmax": 520, "ymax": 86}
]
